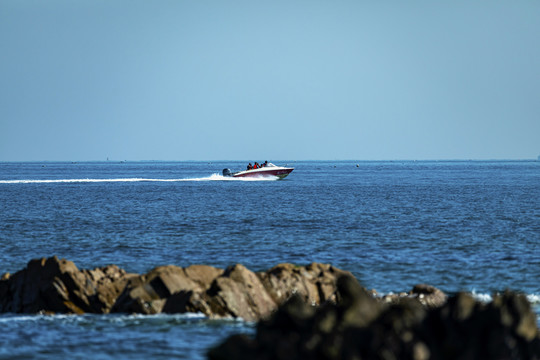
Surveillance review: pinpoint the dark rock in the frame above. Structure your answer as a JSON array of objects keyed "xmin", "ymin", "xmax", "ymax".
[
  {"xmin": 335, "ymin": 275, "xmax": 382, "ymax": 328},
  {"xmin": 208, "ymin": 334, "xmax": 259, "ymax": 360},
  {"xmin": 423, "ymin": 290, "xmax": 540, "ymax": 359},
  {"xmin": 210, "ymin": 277, "xmax": 540, "ymax": 360}
]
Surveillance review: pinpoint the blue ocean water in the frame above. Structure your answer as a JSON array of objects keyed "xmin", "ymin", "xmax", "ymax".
[{"xmin": 0, "ymin": 160, "xmax": 539, "ymax": 359}]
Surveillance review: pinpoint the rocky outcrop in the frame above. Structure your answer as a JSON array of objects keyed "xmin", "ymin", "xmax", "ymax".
[
  {"xmin": 0, "ymin": 256, "xmax": 133, "ymax": 314},
  {"xmin": 209, "ymin": 276, "xmax": 540, "ymax": 360},
  {"xmin": 0, "ymin": 257, "xmax": 360, "ymax": 320}
]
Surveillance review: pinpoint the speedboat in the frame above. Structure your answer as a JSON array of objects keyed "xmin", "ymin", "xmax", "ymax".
[{"xmin": 222, "ymin": 163, "xmax": 294, "ymax": 179}]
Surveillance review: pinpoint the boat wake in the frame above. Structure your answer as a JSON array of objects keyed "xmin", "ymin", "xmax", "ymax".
[{"xmin": 0, "ymin": 174, "xmax": 279, "ymax": 184}]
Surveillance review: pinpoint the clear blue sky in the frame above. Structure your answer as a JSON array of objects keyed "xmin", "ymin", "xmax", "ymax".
[{"xmin": 1, "ymin": 1, "xmax": 539, "ymax": 161}]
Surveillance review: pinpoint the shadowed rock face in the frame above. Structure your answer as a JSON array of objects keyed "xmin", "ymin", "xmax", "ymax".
[{"xmin": 209, "ymin": 276, "xmax": 540, "ymax": 360}]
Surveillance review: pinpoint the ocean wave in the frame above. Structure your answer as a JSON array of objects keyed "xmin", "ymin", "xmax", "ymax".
[
  {"xmin": 0, "ymin": 174, "xmax": 278, "ymax": 184},
  {"xmin": 528, "ymin": 294, "xmax": 540, "ymax": 304},
  {"xmin": 374, "ymin": 291, "xmax": 540, "ymax": 306},
  {"xmin": 470, "ymin": 291, "xmax": 493, "ymax": 303},
  {"xmin": 0, "ymin": 312, "xmax": 208, "ymax": 323},
  {"xmin": 471, "ymin": 291, "xmax": 540, "ymax": 305}
]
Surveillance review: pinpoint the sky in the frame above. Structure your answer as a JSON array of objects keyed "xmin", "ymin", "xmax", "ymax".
[{"xmin": 1, "ymin": 1, "xmax": 539, "ymax": 161}]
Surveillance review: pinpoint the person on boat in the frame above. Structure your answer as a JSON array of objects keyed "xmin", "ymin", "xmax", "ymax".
[
  {"xmin": 253, "ymin": 162, "xmax": 259, "ymax": 169},
  {"xmin": 247, "ymin": 163, "xmax": 253, "ymax": 170},
  {"xmin": 263, "ymin": 161, "xmax": 268, "ymax": 167}
]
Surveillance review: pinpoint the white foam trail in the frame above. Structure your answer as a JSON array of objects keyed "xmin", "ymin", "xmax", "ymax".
[{"xmin": 0, "ymin": 174, "xmax": 279, "ymax": 184}]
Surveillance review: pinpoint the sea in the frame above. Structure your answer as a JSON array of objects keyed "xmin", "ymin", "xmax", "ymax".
[{"xmin": 0, "ymin": 160, "xmax": 538, "ymax": 359}]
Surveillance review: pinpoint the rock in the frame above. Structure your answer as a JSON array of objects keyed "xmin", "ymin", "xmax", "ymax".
[
  {"xmin": 0, "ymin": 256, "xmax": 132, "ymax": 314},
  {"xmin": 196, "ymin": 264, "xmax": 277, "ymax": 321},
  {"xmin": 207, "ymin": 334, "xmax": 258, "ymax": 360},
  {"xmin": 335, "ymin": 275, "xmax": 382, "ymax": 328},
  {"xmin": 82, "ymin": 264, "xmax": 134, "ymax": 313},
  {"xmin": 1, "ymin": 258, "xmax": 348, "ymax": 318},
  {"xmin": 113, "ymin": 264, "xmax": 222, "ymax": 314},
  {"xmin": 377, "ymin": 284, "xmax": 447, "ymax": 310},
  {"xmin": 163, "ymin": 263, "xmax": 350, "ymax": 321},
  {"xmin": 492, "ymin": 290, "xmax": 538, "ymax": 341},
  {"xmin": 424, "ymin": 291, "xmax": 540, "ymax": 359},
  {"xmin": 162, "ymin": 290, "xmax": 205, "ymax": 314},
  {"xmin": 184, "ymin": 265, "xmax": 225, "ymax": 288},
  {"xmin": 0, "ymin": 257, "xmax": 448, "ymax": 323},
  {"xmin": 210, "ymin": 277, "xmax": 540, "ymax": 360},
  {"xmin": 258, "ymin": 263, "xmax": 353, "ymax": 306},
  {"xmin": 410, "ymin": 283, "xmax": 447, "ymax": 309}
]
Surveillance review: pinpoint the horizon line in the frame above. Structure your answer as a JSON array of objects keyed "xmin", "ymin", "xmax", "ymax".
[{"xmin": 1, "ymin": 158, "xmax": 538, "ymax": 163}]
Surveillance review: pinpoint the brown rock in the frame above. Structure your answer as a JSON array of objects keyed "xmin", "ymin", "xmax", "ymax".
[
  {"xmin": 376, "ymin": 284, "xmax": 447, "ymax": 309},
  {"xmin": 258, "ymin": 263, "xmax": 352, "ymax": 306},
  {"xmin": 82, "ymin": 265, "xmax": 134, "ymax": 313},
  {"xmin": 161, "ymin": 265, "xmax": 225, "ymax": 314},
  {"xmin": 410, "ymin": 284, "xmax": 447, "ymax": 309},
  {"xmin": 0, "ymin": 256, "xmax": 132, "ymax": 314},
  {"xmin": 200, "ymin": 264, "xmax": 277, "ymax": 321},
  {"xmin": 112, "ymin": 264, "xmax": 222, "ymax": 314},
  {"xmin": 0, "ymin": 258, "xmax": 361, "ymax": 322},
  {"xmin": 177, "ymin": 262, "xmax": 350, "ymax": 321},
  {"xmin": 183, "ymin": 265, "xmax": 224, "ymax": 288}
]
